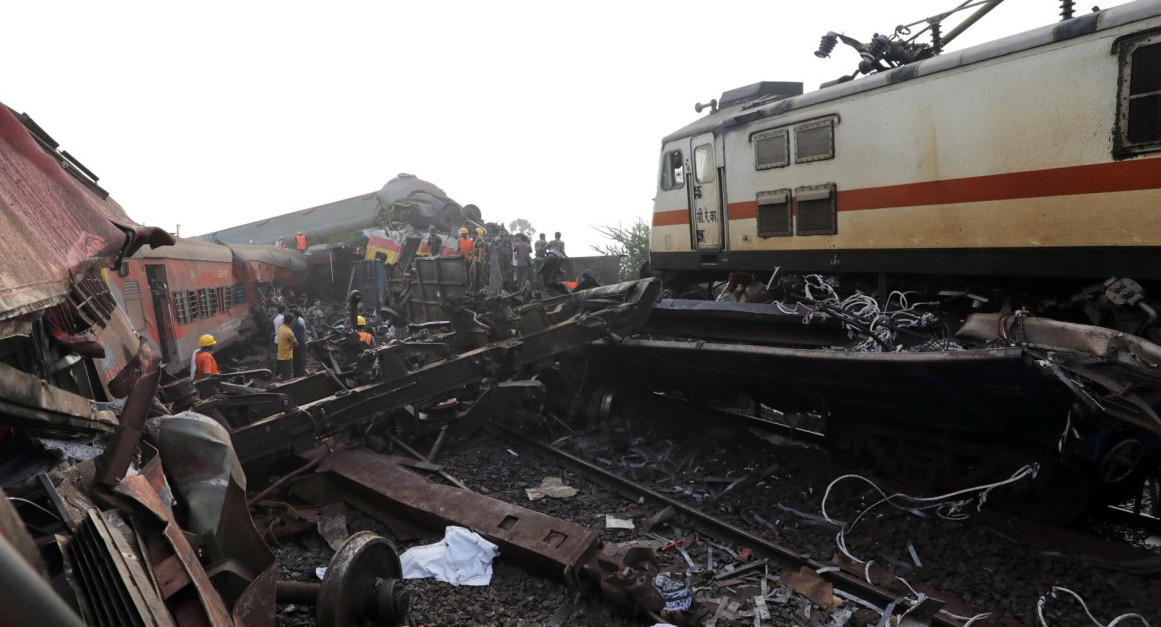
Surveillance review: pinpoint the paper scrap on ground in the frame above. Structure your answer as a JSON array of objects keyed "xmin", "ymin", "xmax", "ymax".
[
  {"xmin": 605, "ymin": 515, "xmax": 635, "ymax": 530},
  {"xmin": 525, "ymin": 476, "xmax": 578, "ymax": 501},
  {"xmin": 400, "ymin": 526, "xmax": 500, "ymax": 586}
]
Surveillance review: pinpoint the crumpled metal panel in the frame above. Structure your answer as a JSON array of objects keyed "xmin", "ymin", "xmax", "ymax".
[
  {"xmin": 156, "ymin": 412, "xmax": 248, "ymax": 536},
  {"xmin": 0, "ymin": 105, "xmax": 134, "ymax": 324},
  {"xmin": 154, "ymin": 411, "xmax": 277, "ymax": 627}
]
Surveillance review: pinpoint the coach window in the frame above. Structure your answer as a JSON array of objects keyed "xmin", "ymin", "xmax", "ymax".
[
  {"xmin": 660, "ymin": 150, "xmax": 685, "ymax": 191},
  {"xmin": 694, "ymin": 144, "xmax": 715, "ymax": 184},
  {"xmin": 795, "ymin": 118, "xmax": 836, "ymax": 163},
  {"xmin": 795, "ymin": 184, "xmax": 837, "ymax": 235},
  {"xmin": 753, "ymin": 129, "xmax": 789, "ymax": 170},
  {"xmin": 756, "ymin": 189, "xmax": 792, "ymax": 237},
  {"xmin": 1118, "ymin": 36, "xmax": 1161, "ymax": 154}
]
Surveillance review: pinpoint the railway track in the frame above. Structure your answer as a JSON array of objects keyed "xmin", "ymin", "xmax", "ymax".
[{"xmin": 486, "ymin": 422, "xmax": 967, "ymax": 626}]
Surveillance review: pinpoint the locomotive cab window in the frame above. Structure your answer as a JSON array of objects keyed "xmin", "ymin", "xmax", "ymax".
[
  {"xmin": 795, "ymin": 184, "xmax": 837, "ymax": 235},
  {"xmin": 753, "ymin": 129, "xmax": 789, "ymax": 170},
  {"xmin": 660, "ymin": 150, "xmax": 685, "ymax": 190},
  {"xmin": 693, "ymin": 144, "xmax": 715, "ymax": 183},
  {"xmin": 1117, "ymin": 35, "xmax": 1161, "ymax": 155},
  {"xmin": 756, "ymin": 190, "xmax": 792, "ymax": 237}
]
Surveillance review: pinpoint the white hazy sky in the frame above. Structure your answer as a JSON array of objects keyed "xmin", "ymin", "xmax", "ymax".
[{"xmin": 2, "ymin": 0, "xmax": 1131, "ymax": 253}]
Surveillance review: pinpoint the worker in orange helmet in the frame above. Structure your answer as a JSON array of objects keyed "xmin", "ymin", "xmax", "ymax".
[
  {"xmin": 296, "ymin": 231, "xmax": 307, "ymax": 252},
  {"xmin": 192, "ymin": 334, "xmax": 220, "ymax": 380},
  {"xmin": 457, "ymin": 227, "xmax": 474, "ymax": 259},
  {"xmin": 355, "ymin": 316, "xmax": 375, "ymax": 346}
]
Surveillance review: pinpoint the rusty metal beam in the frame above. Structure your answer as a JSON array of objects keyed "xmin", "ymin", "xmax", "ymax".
[{"xmin": 314, "ymin": 448, "xmax": 599, "ymax": 585}]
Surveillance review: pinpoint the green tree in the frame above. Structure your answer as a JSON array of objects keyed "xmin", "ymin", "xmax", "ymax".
[
  {"xmin": 507, "ymin": 218, "xmax": 536, "ymax": 237},
  {"xmin": 592, "ymin": 218, "xmax": 651, "ymax": 281}
]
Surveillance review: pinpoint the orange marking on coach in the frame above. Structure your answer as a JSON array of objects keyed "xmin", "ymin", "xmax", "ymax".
[
  {"xmin": 724, "ymin": 157, "xmax": 1161, "ymax": 219},
  {"xmin": 652, "ymin": 209, "xmax": 689, "ymax": 226}
]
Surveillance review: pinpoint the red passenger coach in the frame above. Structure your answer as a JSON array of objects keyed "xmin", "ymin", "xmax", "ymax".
[
  {"xmin": 228, "ymin": 244, "xmax": 310, "ymax": 305},
  {"xmin": 111, "ymin": 239, "xmax": 248, "ymax": 374}
]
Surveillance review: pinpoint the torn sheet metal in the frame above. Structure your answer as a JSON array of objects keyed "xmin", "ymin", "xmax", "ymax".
[
  {"xmin": 0, "ymin": 360, "xmax": 117, "ymax": 435},
  {"xmin": 113, "ymin": 474, "xmax": 235, "ymax": 626},
  {"xmin": 0, "ymin": 106, "xmax": 173, "ymax": 332},
  {"xmin": 151, "ymin": 411, "xmax": 277, "ymax": 627}
]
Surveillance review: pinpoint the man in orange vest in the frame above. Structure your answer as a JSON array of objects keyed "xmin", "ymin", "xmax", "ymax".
[
  {"xmin": 193, "ymin": 334, "xmax": 220, "ymax": 380},
  {"xmin": 296, "ymin": 232, "xmax": 307, "ymax": 251},
  {"xmin": 457, "ymin": 227, "xmax": 474, "ymax": 258},
  {"xmin": 355, "ymin": 316, "xmax": 375, "ymax": 346}
]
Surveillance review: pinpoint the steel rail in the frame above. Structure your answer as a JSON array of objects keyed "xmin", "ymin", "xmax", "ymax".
[{"xmin": 486, "ymin": 423, "xmax": 963, "ymax": 627}]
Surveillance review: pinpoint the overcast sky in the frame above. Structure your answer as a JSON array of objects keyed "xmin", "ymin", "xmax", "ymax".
[{"xmin": 3, "ymin": 0, "xmax": 1131, "ymax": 253}]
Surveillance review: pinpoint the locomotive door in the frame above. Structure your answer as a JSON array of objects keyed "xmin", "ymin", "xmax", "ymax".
[
  {"xmin": 688, "ymin": 133, "xmax": 723, "ymax": 250},
  {"xmin": 144, "ymin": 265, "xmax": 178, "ymax": 365}
]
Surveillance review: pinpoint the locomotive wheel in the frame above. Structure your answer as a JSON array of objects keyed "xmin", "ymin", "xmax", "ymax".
[{"xmin": 317, "ymin": 531, "xmax": 409, "ymax": 627}]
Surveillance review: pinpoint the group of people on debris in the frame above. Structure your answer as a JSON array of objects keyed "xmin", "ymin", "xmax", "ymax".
[
  {"xmin": 190, "ymin": 298, "xmax": 380, "ymax": 383},
  {"xmin": 274, "ymin": 232, "xmax": 309, "ymax": 251},
  {"xmin": 428, "ymin": 225, "xmax": 566, "ymax": 292}
]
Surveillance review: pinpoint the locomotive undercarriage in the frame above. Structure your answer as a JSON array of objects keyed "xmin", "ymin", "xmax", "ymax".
[{"xmin": 618, "ymin": 268, "xmax": 1161, "ymax": 524}]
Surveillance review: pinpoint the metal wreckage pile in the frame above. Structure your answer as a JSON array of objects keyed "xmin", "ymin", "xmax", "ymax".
[
  {"xmin": 0, "ymin": 101, "xmax": 672, "ymax": 626},
  {"xmin": 3, "ymin": 93, "xmax": 1161, "ymax": 627}
]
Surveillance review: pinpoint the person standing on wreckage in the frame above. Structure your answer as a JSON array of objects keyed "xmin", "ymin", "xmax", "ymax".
[
  {"xmin": 427, "ymin": 226, "xmax": 443, "ymax": 258},
  {"xmin": 276, "ymin": 312, "xmax": 299, "ymax": 381},
  {"xmin": 494, "ymin": 228, "xmax": 514, "ymax": 291},
  {"xmin": 190, "ymin": 334, "xmax": 219, "ymax": 380},
  {"xmin": 290, "ymin": 309, "xmax": 308, "ymax": 377}
]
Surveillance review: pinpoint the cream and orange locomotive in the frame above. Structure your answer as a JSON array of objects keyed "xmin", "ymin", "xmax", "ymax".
[{"xmin": 651, "ymin": 1, "xmax": 1161, "ymax": 312}]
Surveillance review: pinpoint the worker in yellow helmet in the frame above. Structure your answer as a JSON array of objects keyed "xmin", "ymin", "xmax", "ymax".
[
  {"xmin": 192, "ymin": 334, "xmax": 220, "ymax": 380},
  {"xmin": 355, "ymin": 316, "xmax": 375, "ymax": 346},
  {"xmin": 473, "ymin": 227, "xmax": 487, "ymax": 264},
  {"xmin": 457, "ymin": 227, "xmax": 474, "ymax": 259}
]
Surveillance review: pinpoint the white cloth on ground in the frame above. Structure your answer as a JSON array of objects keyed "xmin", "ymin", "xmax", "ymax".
[{"xmin": 399, "ymin": 526, "xmax": 499, "ymax": 586}]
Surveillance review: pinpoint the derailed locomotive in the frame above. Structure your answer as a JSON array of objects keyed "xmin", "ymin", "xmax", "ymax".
[{"xmin": 643, "ymin": 1, "xmax": 1161, "ymax": 521}]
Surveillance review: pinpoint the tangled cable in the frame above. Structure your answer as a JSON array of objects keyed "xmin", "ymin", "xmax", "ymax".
[
  {"xmin": 817, "ymin": 467, "xmax": 1038, "ymax": 626},
  {"xmin": 786, "ymin": 275, "xmax": 940, "ymax": 351},
  {"xmin": 820, "ymin": 464, "xmax": 1039, "ymax": 565},
  {"xmin": 1036, "ymin": 587, "xmax": 1149, "ymax": 627}
]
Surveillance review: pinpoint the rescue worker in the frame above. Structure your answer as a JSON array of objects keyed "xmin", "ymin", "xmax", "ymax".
[
  {"xmin": 473, "ymin": 227, "xmax": 487, "ymax": 262},
  {"xmin": 534, "ymin": 233, "xmax": 548, "ymax": 282},
  {"xmin": 495, "ymin": 228, "xmax": 514, "ymax": 290},
  {"xmin": 514, "ymin": 233, "xmax": 533, "ymax": 288},
  {"xmin": 355, "ymin": 316, "xmax": 375, "ymax": 346},
  {"xmin": 276, "ymin": 237, "xmax": 287, "ymax": 249},
  {"xmin": 276, "ymin": 313, "xmax": 299, "ymax": 381},
  {"xmin": 306, "ymin": 299, "xmax": 327, "ymax": 332},
  {"xmin": 548, "ymin": 231, "xmax": 565, "ymax": 255},
  {"xmin": 296, "ymin": 231, "xmax": 307, "ymax": 252},
  {"xmin": 457, "ymin": 227, "xmax": 474, "ymax": 259},
  {"xmin": 470, "ymin": 227, "xmax": 488, "ymax": 290},
  {"xmin": 191, "ymin": 334, "xmax": 220, "ymax": 380},
  {"xmin": 272, "ymin": 304, "xmax": 287, "ymax": 346},
  {"xmin": 539, "ymin": 246, "xmax": 567, "ymax": 287},
  {"xmin": 428, "ymin": 226, "xmax": 443, "ymax": 258},
  {"xmin": 290, "ymin": 309, "xmax": 308, "ymax": 377}
]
